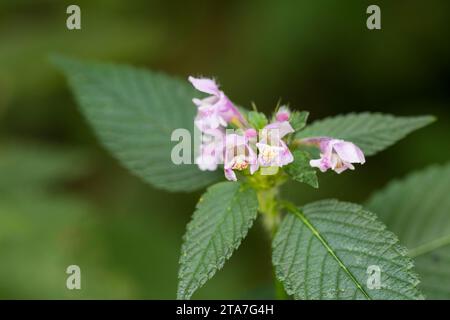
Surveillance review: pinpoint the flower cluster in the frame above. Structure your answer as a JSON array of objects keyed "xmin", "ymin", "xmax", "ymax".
[{"xmin": 189, "ymin": 76, "xmax": 365, "ymax": 181}]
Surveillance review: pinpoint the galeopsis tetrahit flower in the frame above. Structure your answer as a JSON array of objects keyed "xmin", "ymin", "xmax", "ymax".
[
  {"xmin": 309, "ymin": 138, "xmax": 365, "ymax": 173},
  {"xmin": 189, "ymin": 76, "xmax": 244, "ymax": 132},
  {"xmin": 256, "ymin": 115, "xmax": 295, "ymax": 167},
  {"xmin": 223, "ymin": 133, "xmax": 259, "ymax": 181},
  {"xmin": 189, "ymin": 76, "xmax": 245, "ymax": 174}
]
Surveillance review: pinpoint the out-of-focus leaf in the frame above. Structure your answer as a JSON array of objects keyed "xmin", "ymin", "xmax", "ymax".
[
  {"xmin": 366, "ymin": 163, "xmax": 450, "ymax": 299},
  {"xmin": 0, "ymin": 193, "xmax": 136, "ymax": 299}
]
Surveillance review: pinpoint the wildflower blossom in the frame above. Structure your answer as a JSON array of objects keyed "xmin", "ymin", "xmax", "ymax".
[
  {"xmin": 308, "ymin": 138, "xmax": 365, "ymax": 173},
  {"xmin": 224, "ymin": 133, "xmax": 258, "ymax": 181},
  {"xmin": 256, "ymin": 119, "xmax": 295, "ymax": 167},
  {"xmin": 189, "ymin": 76, "xmax": 243, "ymax": 132}
]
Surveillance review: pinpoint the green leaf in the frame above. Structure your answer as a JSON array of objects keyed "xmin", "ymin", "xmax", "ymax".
[
  {"xmin": 52, "ymin": 55, "xmax": 221, "ymax": 192},
  {"xmin": 177, "ymin": 182, "xmax": 258, "ymax": 299},
  {"xmin": 296, "ymin": 113, "xmax": 435, "ymax": 156},
  {"xmin": 366, "ymin": 163, "xmax": 450, "ymax": 299},
  {"xmin": 273, "ymin": 200, "xmax": 423, "ymax": 300},
  {"xmin": 284, "ymin": 150, "xmax": 318, "ymax": 188},
  {"xmin": 289, "ymin": 111, "xmax": 309, "ymax": 132},
  {"xmin": 248, "ymin": 111, "xmax": 268, "ymax": 129}
]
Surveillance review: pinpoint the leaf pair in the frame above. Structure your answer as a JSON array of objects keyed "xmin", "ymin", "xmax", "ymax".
[{"xmin": 178, "ymin": 183, "xmax": 425, "ymax": 300}]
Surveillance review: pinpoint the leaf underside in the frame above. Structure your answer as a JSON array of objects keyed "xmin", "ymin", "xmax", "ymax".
[
  {"xmin": 367, "ymin": 163, "xmax": 450, "ymax": 299},
  {"xmin": 273, "ymin": 200, "xmax": 423, "ymax": 300},
  {"xmin": 53, "ymin": 56, "xmax": 221, "ymax": 192},
  {"xmin": 296, "ymin": 112, "xmax": 434, "ymax": 156},
  {"xmin": 177, "ymin": 182, "xmax": 258, "ymax": 299}
]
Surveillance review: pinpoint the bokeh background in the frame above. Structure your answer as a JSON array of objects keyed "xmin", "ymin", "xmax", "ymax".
[{"xmin": 0, "ymin": 0, "xmax": 449, "ymax": 298}]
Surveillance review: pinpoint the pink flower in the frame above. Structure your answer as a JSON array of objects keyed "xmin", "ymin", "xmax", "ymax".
[
  {"xmin": 189, "ymin": 76, "xmax": 243, "ymax": 132},
  {"xmin": 224, "ymin": 133, "xmax": 258, "ymax": 181},
  {"xmin": 264, "ymin": 120, "xmax": 295, "ymax": 138},
  {"xmin": 196, "ymin": 129, "xmax": 225, "ymax": 171},
  {"xmin": 275, "ymin": 106, "xmax": 290, "ymax": 122},
  {"xmin": 309, "ymin": 138, "xmax": 365, "ymax": 173},
  {"xmin": 256, "ymin": 120, "xmax": 295, "ymax": 167}
]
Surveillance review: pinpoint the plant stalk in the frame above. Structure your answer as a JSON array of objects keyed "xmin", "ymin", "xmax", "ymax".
[{"xmin": 257, "ymin": 187, "xmax": 288, "ymax": 300}]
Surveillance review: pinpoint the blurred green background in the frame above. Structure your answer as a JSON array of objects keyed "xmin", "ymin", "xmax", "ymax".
[{"xmin": 0, "ymin": 0, "xmax": 449, "ymax": 298}]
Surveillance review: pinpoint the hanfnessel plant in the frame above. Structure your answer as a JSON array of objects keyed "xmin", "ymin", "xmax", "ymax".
[{"xmin": 54, "ymin": 56, "xmax": 439, "ymax": 300}]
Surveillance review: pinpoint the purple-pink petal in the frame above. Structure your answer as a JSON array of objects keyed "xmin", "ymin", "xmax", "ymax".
[
  {"xmin": 264, "ymin": 121, "xmax": 295, "ymax": 139},
  {"xmin": 333, "ymin": 141, "xmax": 365, "ymax": 164},
  {"xmin": 188, "ymin": 76, "xmax": 220, "ymax": 96},
  {"xmin": 224, "ymin": 168, "xmax": 237, "ymax": 181},
  {"xmin": 308, "ymin": 137, "xmax": 365, "ymax": 174},
  {"xmin": 275, "ymin": 106, "xmax": 290, "ymax": 122}
]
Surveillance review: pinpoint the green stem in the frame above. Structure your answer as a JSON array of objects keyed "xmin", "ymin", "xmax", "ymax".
[
  {"xmin": 257, "ymin": 188, "xmax": 280, "ymax": 235},
  {"xmin": 257, "ymin": 188, "xmax": 288, "ymax": 300}
]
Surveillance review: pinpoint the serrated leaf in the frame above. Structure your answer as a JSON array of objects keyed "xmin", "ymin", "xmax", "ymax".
[
  {"xmin": 284, "ymin": 150, "xmax": 318, "ymax": 188},
  {"xmin": 248, "ymin": 111, "xmax": 268, "ymax": 129},
  {"xmin": 296, "ymin": 113, "xmax": 434, "ymax": 156},
  {"xmin": 177, "ymin": 182, "xmax": 258, "ymax": 299},
  {"xmin": 52, "ymin": 55, "xmax": 221, "ymax": 192},
  {"xmin": 273, "ymin": 200, "xmax": 423, "ymax": 300},
  {"xmin": 290, "ymin": 111, "xmax": 309, "ymax": 132},
  {"xmin": 366, "ymin": 163, "xmax": 450, "ymax": 299}
]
